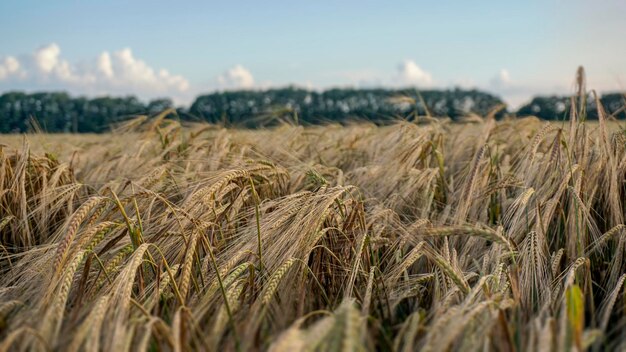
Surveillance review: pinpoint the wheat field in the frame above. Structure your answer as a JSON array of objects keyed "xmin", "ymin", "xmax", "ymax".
[{"xmin": 1, "ymin": 91, "xmax": 626, "ymax": 351}]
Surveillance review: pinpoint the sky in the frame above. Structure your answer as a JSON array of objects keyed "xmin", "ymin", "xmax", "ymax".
[{"xmin": 0, "ymin": 0, "xmax": 624, "ymax": 107}]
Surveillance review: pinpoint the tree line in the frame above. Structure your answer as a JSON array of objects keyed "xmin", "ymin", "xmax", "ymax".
[
  {"xmin": 517, "ymin": 93, "xmax": 626, "ymax": 120},
  {"xmin": 0, "ymin": 88, "xmax": 624, "ymax": 133}
]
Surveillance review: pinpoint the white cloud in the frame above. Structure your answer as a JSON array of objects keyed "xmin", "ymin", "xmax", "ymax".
[
  {"xmin": 0, "ymin": 56, "xmax": 21, "ymax": 80},
  {"xmin": 395, "ymin": 60, "xmax": 433, "ymax": 87},
  {"xmin": 329, "ymin": 61, "xmax": 433, "ymax": 89},
  {"xmin": 0, "ymin": 43, "xmax": 190, "ymax": 103},
  {"xmin": 481, "ymin": 69, "xmax": 570, "ymax": 109},
  {"xmin": 489, "ymin": 69, "xmax": 512, "ymax": 88},
  {"xmin": 484, "ymin": 69, "xmax": 542, "ymax": 108},
  {"xmin": 34, "ymin": 43, "xmax": 61, "ymax": 73},
  {"xmin": 96, "ymin": 52, "xmax": 113, "ymax": 78},
  {"xmin": 217, "ymin": 64, "xmax": 254, "ymax": 90},
  {"xmin": 108, "ymin": 48, "xmax": 190, "ymax": 92}
]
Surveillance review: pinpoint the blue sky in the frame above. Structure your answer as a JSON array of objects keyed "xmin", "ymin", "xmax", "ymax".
[{"xmin": 0, "ymin": 0, "xmax": 624, "ymax": 106}]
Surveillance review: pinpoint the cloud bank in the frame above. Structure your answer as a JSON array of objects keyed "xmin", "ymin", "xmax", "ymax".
[
  {"xmin": 217, "ymin": 64, "xmax": 255, "ymax": 90},
  {"xmin": 395, "ymin": 60, "xmax": 434, "ymax": 87},
  {"xmin": 0, "ymin": 56, "xmax": 21, "ymax": 80},
  {"xmin": 0, "ymin": 43, "xmax": 270, "ymax": 104},
  {"xmin": 0, "ymin": 43, "xmax": 190, "ymax": 102},
  {"xmin": 1, "ymin": 44, "xmax": 597, "ymax": 108}
]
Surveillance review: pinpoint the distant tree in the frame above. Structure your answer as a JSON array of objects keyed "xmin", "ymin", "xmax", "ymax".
[
  {"xmin": 517, "ymin": 96, "xmax": 571, "ymax": 120},
  {"xmin": 600, "ymin": 93, "xmax": 626, "ymax": 119},
  {"xmin": 516, "ymin": 93, "xmax": 625, "ymax": 120},
  {"xmin": 147, "ymin": 98, "xmax": 174, "ymax": 114},
  {"xmin": 0, "ymin": 92, "xmax": 149, "ymax": 133}
]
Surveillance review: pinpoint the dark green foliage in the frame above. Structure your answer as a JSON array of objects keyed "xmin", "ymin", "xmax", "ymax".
[
  {"xmin": 0, "ymin": 88, "xmax": 506, "ymax": 132},
  {"xmin": 517, "ymin": 93, "xmax": 626, "ymax": 120},
  {"xmin": 0, "ymin": 88, "xmax": 624, "ymax": 133},
  {"xmin": 188, "ymin": 87, "xmax": 505, "ymax": 126},
  {"xmin": 0, "ymin": 92, "xmax": 162, "ymax": 133}
]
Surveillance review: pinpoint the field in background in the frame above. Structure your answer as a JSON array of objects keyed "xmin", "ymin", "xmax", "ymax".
[{"xmin": 1, "ymin": 111, "xmax": 626, "ymax": 350}]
